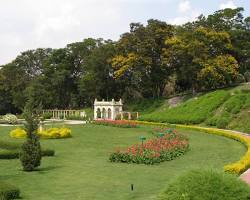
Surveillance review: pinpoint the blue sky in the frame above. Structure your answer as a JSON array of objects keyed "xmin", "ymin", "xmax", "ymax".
[{"xmin": 0, "ymin": 0, "xmax": 249, "ymax": 65}]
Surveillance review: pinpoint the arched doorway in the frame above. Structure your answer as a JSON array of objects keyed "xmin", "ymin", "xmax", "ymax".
[
  {"xmin": 102, "ymin": 108, "xmax": 106, "ymax": 119},
  {"xmin": 108, "ymin": 108, "xmax": 112, "ymax": 119},
  {"xmin": 96, "ymin": 108, "xmax": 101, "ymax": 119}
]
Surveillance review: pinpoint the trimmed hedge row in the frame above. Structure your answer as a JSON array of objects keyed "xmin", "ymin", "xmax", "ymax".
[
  {"xmin": 0, "ymin": 149, "xmax": 55, "ymax": 160},
  {"xmin": 0, "ymin": 181, "xmax": 20, "ymax": 200},
  {"xmin": 0, "ymin": 141, "xmax": 55, "ymax": 159},
  {"xmin": 132, "ymin": 120, "xmax": 250, "ymax": 174}
]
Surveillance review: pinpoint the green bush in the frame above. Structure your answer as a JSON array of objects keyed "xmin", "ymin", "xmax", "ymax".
[
  {"xmin": 141, "ymin": 90, "xmax": 229, "ymax": 124},
  {"xmin": 217, "ymin": 117, "xmax": 230, "ymax": 129},
  {"xmin": 41, "ymin": 112, "xmax": 52, "ymax": 120},
  {"xmin": 0, "ymin": 181, "xmax": 20, "ymax": 200},
  {"xmin": 158, "ymin": 169, "xmax": 250, "ymax": 200},
  {"xmin": 20, "ymin": 135, "xmax": 42, "ymax": 171},
  {"xmin": 66, "ymin": 115, "xmax": 86, "ymax": 120},
  {"xmin": 0, "ymin": 148, "xmax": 54, "ymax": 160},
  {"xmin": 205, "ymin": 117, "xmax": 218, "ymax": 126},
  {"xmin": 224, "ymin": 94, "xmax": 246, "ymax": 114},
  {"xmin": 235, "ymin": 74, "xmax": 246, "ymax": 84}
]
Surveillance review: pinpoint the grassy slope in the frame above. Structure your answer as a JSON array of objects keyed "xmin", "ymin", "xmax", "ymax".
[
  {"xmin": 0, "ymin": 124, "xmax": 245, "ymax": 200},
  {"xmin": 138, "ymin": 83, "xmax": 250, "ymax": 133}
]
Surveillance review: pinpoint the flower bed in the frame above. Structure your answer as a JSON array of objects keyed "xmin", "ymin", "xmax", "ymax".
[
  {"xmin": 110, "ymin": 128, "xmax": 189, "ymax": 164},
  {"xmin": 93, "ymin": 120, "xmax": 137, "ymax": 128},
  {"xmin": 10, "ymin": 127, "xmax": 71, "ymax": 139}
]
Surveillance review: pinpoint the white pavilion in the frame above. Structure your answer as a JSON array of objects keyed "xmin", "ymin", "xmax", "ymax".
[{"xmin": 93, "ymin": 99, "xmax": 123, "ymax": 120}]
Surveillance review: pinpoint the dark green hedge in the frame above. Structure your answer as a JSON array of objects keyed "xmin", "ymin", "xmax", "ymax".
[
  {"xmin": 0, "ymin": 181, "xmax": 20, "ymax": 200},
  {"xmin": 0, "ymin": 149, "xmax": 55, "ymax": 160}
]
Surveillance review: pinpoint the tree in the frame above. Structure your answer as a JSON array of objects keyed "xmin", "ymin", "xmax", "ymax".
[
  {"xmin": 78, "ymin": 39, "xmax": 116, "ymax": 105},
  {"xmin": 19, "ymin": 101, "xmax": 42, "ymax": 172},
  {"xmin": 163, "ymin": 27, "xmax": 235, "ymax": 92},
  {"xmin": 197, "ymin": 55, "xmax": 239, "ymax": 89},
  {"xmin": 111, "ymin": 19, "xmax": 174, "ymax": 99}
]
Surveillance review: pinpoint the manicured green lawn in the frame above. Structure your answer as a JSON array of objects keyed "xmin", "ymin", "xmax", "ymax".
[{"xmin": 0, "ymin": 124, "xmax": 246, "ymax": 200}]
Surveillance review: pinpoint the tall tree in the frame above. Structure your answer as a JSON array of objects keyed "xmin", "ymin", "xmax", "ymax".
[{"xmin": 111, "ymin": 19, "xmax": 174, "ymax": 98}]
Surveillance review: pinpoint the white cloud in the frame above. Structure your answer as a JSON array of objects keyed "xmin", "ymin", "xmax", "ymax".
[
  {"xmin": 219, "ymin": 0, "xmax": 237, "ymax": 9},
  {"xmin": 178, "ymin": 0, "xmax": 191, "ymax": 13},
  {"xmin": 0, "ymin": 0, "xmax": 124, "ymax": 65},
  {"xmin": 169, "ymin": 10, "xmax": 201, "ymax": 25}
]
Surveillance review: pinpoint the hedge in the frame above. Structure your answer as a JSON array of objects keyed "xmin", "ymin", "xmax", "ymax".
[
  {"xmin": 0, "ymin": 149, "xmax": 55, "ymax": 160},
  {"xmin": 132, "ymin": 120, "xmax": 250, "ymax": 174},
  {"xmin": 0, "ymin": 181, "xmax": 20, "ymax": 200}
]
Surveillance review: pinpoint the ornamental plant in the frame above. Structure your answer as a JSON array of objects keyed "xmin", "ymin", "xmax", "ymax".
[
  {"xmin": 10, "ymin": 127, "xmax": 71, "ymax": 139},
  {"xmin": 93, "ymin": 120, "xmax": 137, "ymax": 128},
  {"xmin": 110, "ymin": 128, "xmax": 189, "ymax": 164},
  {"xmin": 19, "ymin": 102, "xmax": 42, "ymax": 172},
  {"xmin": 2, "ymin": 114, "xmax": 18, "ymax": 124}
]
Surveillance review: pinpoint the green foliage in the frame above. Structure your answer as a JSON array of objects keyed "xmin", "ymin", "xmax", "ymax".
[
  {"xmin": 125, "ymin": 98, "xmax": 164, "ymax": 114},
  {"xmin": 0, "ymin": 124, "xmax": 245, "ymax": 199},
  {"xmin": 0, "ymin": 139, "xmax": 54, "ymax": 159},
  {"xmin": 110, "ymin": 129, "xmax": 189, "ymax": 165},
  {"xmin": 0, "ymin": 181, "xmax": 20, "ymax": 200},
  {"xmin": 41, "ymin": 112, "xmax": 52, "ymax": 120},
  {"xmin": 244, "ymin": 71, "xmax": 250, "ymax": 82},
  {"xmin": 141, "ymin": 90, "xmax": 229, "ymax": 124},
  {"xmin": 198, "ymin": 55, "xmax": 239, "ymax": 89},
  {"xmin": 217, "ymin": 117, "xmax": 231, "ymax": 129},
  {"xmin": 158, "ymin": 169, "xmax": 250, "ymax": 200},
  {"xmin": 0, "ymin": 7, "xmax": 249, "ymax": 114},
  {"xmin": 19, "ymin": 102, "xmax": 42, "ymax": 171},
  {"xmin": 20, "ymin": 135, "xmax": 42, "ymax": 171}
]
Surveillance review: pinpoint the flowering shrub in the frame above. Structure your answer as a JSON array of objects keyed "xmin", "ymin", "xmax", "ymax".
[
  {"xmin": 2, "ymin": 114, "xmax": 18, "ymax": 124},
  {"xmin": 110, "ymin": 129, "xmax": 189, "ymax": 164},
  {"xmin": 93, "ymin": 120, "xmax": 137, "ymax": 128},
  {"xmin": 10, "ymin": 127, "xmax": 72, "ymax": 139},
  {"xmin": 10, "ymin": 128, "xmax": 26, "ymax": 138},
  {"xmin": 38, "ymin": 128, "xmax": 71, "ymax": 139}
]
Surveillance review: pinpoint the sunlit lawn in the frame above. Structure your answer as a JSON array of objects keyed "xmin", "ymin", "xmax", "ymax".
[{"xmin": 0, "ymin": 124, "xmax": 245, "ymax": 200}]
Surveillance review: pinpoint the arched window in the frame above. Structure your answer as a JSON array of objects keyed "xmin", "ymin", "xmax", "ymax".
[
  {"xmin": 102, "ymin": 108, "xmax": 106, "ymax": 119},
  {"xmin": 108, "ymin": 108, "xmax": 112, "ymax": 119},
  {"xmin": 97, "ymin": 108, "xmax": 101, "ymax": 119}
]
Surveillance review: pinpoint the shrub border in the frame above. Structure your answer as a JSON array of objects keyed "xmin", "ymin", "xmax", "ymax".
[{"xmin": 132, "ymin": 120, "xmax": 250, "ymax": 174}]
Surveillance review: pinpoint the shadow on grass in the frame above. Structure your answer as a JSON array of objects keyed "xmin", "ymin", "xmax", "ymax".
[{"xmin": 36, "ymin": 165, "xmax": 62, "ymax": 173}]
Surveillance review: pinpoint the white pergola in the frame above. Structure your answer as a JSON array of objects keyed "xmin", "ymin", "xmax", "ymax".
[{"xmin": 94, "ymin": 99, "xmax": 123, "ymax": 120}]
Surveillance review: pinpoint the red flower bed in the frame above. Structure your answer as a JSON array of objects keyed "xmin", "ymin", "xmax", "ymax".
[
  {"xmin": 93, "ymin": 120, "xmax": 137, "ymax": 128},
  {"xmin": 110, "ymin": 128, "xmax": 189, "ymax": 164}
]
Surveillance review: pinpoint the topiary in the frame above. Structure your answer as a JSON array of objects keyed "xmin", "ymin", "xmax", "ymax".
[
  {"xmin": 19, "ymin": 102, "xmax": 42, "ymax": 172},
  {"xmin": 158, "ymin": 169, "xmax": 250, "ymax": 200},
  {"xmin": 19, "ymin": 135, "xmax": 42, "ymax": 171}
]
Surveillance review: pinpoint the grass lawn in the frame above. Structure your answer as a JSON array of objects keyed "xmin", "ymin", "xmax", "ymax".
[{"xmin": 0, "ymin": 124, "xmax": 246, "ymax": 200}]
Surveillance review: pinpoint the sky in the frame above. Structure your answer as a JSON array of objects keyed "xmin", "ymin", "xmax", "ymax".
[{"xmin": 0, "ymin": 0, "xmax": 249, "ymax": 65}]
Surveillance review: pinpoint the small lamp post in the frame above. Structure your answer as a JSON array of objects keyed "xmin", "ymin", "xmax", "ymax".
[{"xmin": 139, "ymin": 136, "xmax": 146, "ymax": 145}]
